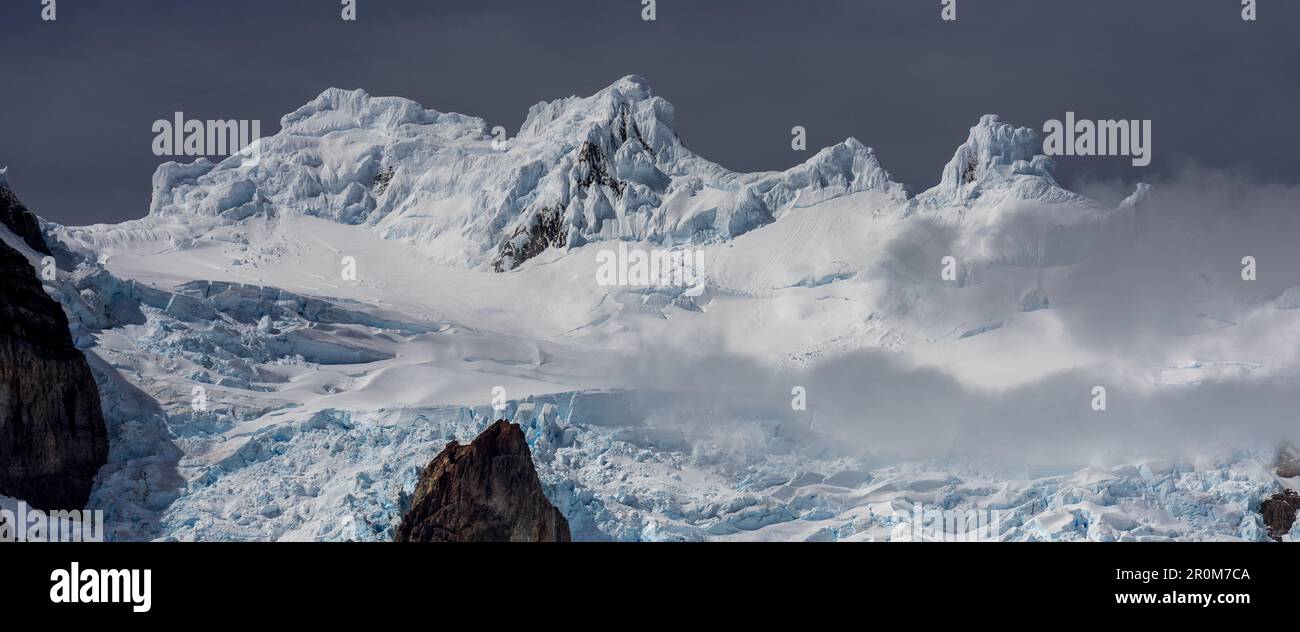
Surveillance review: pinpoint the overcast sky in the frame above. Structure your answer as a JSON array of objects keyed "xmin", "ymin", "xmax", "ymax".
[{"xmin": 1, "ymin": 0, "xmax": 1297, "ymax": 225}]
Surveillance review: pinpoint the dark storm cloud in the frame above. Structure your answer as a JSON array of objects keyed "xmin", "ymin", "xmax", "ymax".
[{"xmin": 1, "ymin": 0, "xmax": 1298, "ymax": 225}]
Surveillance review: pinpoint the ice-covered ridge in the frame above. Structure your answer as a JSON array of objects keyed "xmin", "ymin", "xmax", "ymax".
[
  {"xmin": 49, "ymin": 76, "xmax": 1154, "ymax": 278},
  {"xmin": 129, "ymin": 76, "xmax": 912, "ymax": 271}
]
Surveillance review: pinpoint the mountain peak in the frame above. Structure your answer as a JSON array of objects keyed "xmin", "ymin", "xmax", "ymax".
[
  {"xmin": 777, "ymin": 137, "xmax": 910, "ymax": 204},
  {"xmin": 280, "ymin": 87, "xmax": 458, "ymax": 135},
  {"xmin": 918, "ymin": 114, "xmax": 1091, "ymax": 209},
  {"xmin": 519, "ymin": 74, "xmax": 674, "ymax": 145},
  {"xmin": 604, "ymin": 74, "xmax": 655, "ymax": 99}
]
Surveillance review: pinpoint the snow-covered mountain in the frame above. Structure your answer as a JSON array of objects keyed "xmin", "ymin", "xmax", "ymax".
[
  {"xmin": 72, "ymin": 75, "xmax": 905, "ymax": 273},
  {"xmin": 11, "ymin": 76, "xmax": 1300, "ymax": 541}
]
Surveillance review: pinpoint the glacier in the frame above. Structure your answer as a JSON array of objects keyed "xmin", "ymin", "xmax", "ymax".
[{"xmin": 4, "ymin": 75, "xmax": 1297, "ymax": 541}]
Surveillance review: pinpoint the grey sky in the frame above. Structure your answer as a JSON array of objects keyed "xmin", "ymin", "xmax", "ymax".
[{"xmin": 1, "ymin": 0, "xmax": 1297, "ymax": 225}]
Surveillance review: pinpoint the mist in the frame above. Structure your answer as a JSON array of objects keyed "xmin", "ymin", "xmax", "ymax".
[{"xmin": 612, "ymin": 166, "xmax": 1300, "ymax": 466}]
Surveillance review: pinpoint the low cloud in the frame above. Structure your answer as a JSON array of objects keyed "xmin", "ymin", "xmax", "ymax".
[
  {"xmin": 621, "ymin": 342, "xmax": 1299, "ymax": 466},
  {"xmin": 617, "ymin": 165, "xmax": 1300, "ymax": 465}
]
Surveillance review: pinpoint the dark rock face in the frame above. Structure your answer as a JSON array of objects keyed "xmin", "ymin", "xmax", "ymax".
[
  {"xmin": 1259, "ymin": 490, "xmax": 1300, "ymax": 541},
  {"xmin": 395, "ymin": 420, "xmax": 570, "ymax": 542},
  {"xmin": 491, "ymin": 206, "xmax": 567, "ymax": 273},
  {"xmin": 0, "ymin": 185, "xmax": 51, "ymax": 256},
  {"xmin": 490, "ymin": 108, "xmax": 647, "ymax": 273},
  {"xmin": 575, "ymin": 141, "xmax": 626, "ymax": 196},
  {"xmin": 0, "ymin": 238, "xmax": 108, "ymax": 510}
]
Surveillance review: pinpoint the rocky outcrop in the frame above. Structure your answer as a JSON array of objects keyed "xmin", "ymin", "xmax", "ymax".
[
  {"xmin": 0, "ymin": 184, "xmax": 51, "ymax": 256},
  {"xmin": 395, "ymin": 420, "xmax": 570, "ymax": 542},
  {"xmin": 0, "ymin": 233, "xmax": 108, "ymax": 510},
  {"xmin": 1259, "ymin": 490, "xmax": 1300, "ymax": 541},
  {"xmin": 491, "ymin": 206, "xmax": 567, "ymax": 273}
]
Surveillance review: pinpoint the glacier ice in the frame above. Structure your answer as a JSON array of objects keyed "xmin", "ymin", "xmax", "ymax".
[{"xmin": 9, "ymin": 76, "xmax": 1293, "ymax": 543}]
